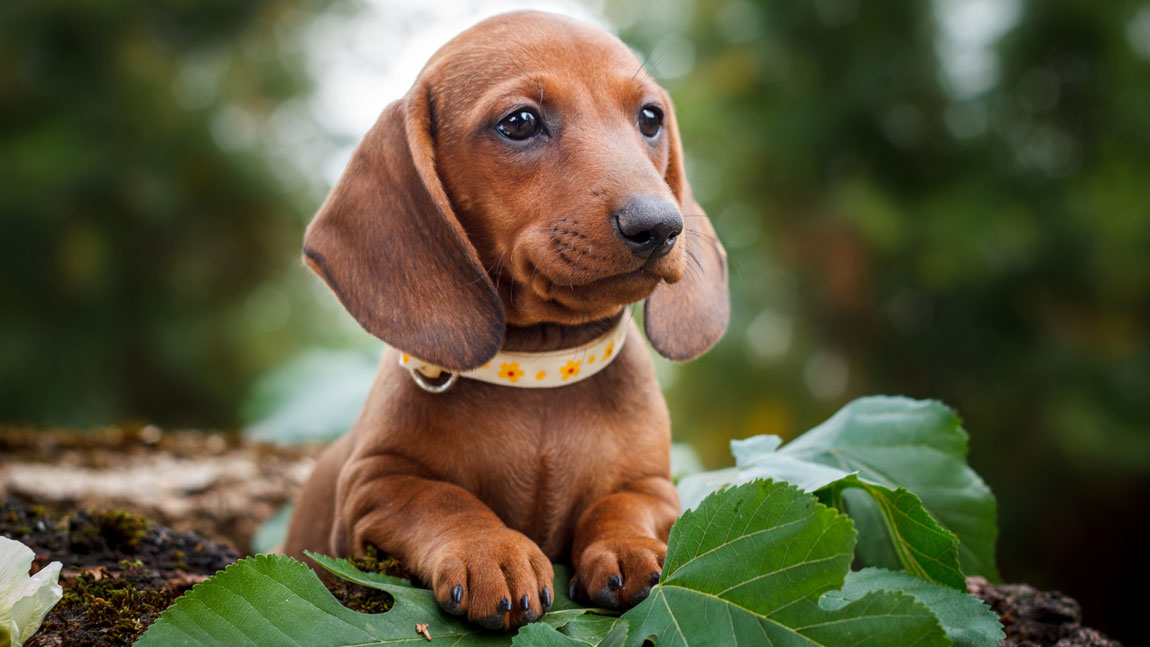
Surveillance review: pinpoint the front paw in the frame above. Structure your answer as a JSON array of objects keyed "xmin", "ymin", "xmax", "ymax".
[
  {"xmin": 429, "ymin": 528, "xmax": 554, "ymax": 631},
  {"xmin": 572, "ymin": 536, "xmax": 666, "ymax": 610}
]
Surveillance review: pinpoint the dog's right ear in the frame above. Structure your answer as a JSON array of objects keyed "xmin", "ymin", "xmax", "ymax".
[{"xmin": 303, "ymin": 87, "xmax": 505, "ymax": 371}]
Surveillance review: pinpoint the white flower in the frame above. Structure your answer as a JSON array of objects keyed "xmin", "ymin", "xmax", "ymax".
[{"xmin": 0, "ymin": 536, "xmax": 62, "ymax": 647}]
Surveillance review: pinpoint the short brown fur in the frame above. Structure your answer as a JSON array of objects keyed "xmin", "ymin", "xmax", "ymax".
[{"xmin": 285, "ymin": 11, "xmax": 728, "ymax": 630}]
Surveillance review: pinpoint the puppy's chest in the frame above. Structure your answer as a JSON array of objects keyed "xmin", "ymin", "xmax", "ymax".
[
  {"xmin": 426, "ymin": 384, "xmax": 651, "ymax": 554},
  {"xmin": 454, "ymin": 395, "xmax": 621, "ymax": 496}
]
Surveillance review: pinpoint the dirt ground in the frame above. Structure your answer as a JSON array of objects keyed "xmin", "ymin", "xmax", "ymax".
[{"xmin": 0, "ymin": 426, "xmax": 1123, "ymax": 646}]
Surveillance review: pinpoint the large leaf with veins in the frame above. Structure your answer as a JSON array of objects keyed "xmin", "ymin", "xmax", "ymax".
[{"xmin": 616, "ymin": 479, "xmax": 950, "ymax": 647}]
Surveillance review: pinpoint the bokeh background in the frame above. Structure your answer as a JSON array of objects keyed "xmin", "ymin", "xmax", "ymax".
[{"xmin": 2, "ymin": 0, "xmax": 1147, "ymax": 641}]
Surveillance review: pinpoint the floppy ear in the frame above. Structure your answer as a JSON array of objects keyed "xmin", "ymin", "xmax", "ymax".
[
  {"xmin": 643, "ymin": 97, "xmax": 730, "ymax": 361},
  {"xmin": 303, "ymin": 86, "xmax": 505, "ymax": 371}
]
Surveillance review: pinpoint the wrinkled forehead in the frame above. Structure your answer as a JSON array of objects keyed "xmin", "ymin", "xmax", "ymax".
[{"xmin": 419, "ymin": 12, "xmax": 654, "ymax": 110}]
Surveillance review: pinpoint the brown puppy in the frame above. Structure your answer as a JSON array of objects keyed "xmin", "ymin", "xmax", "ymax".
[{"xmin": 283, "ymin": 11, "xmax": 728, "ymax": 631}]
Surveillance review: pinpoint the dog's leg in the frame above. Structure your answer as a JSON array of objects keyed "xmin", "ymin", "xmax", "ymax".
[
  {"xmin": 569, "ymin": 476, "xmax": 679, "ymax": 610},
  {"xmin": 333, "ymin": 454, "xmax": 553, "ymax": 631},
  {"xmin": 283, "ymin": 431, "xmax": 355, "ymax": 565}
]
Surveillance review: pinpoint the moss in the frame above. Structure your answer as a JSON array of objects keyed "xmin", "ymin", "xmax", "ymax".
[
  {"xmin": 27, "ymin": 504, "xmax": 51, "ymax": 519},
  {"xmin": 65, "ymin": 507, "xmax": 153, "ymax": 556},
  {"xmin": 347, "ymin": 545, "xmax": 409, "ymax": 581},
  {"xmin": 324, "ymin": 578, "xmax": 396, "ymax": 615},
  {"xmin": 96, "ymin": 509, "xmax": 152, "ymax": 551},
  {"xmin": 170, "ymin": 549, "xmax": 189, "ymax": 571},
  {"xmin": 43, "ymin": 562, "xmax": 172, "ymax": 647},
  {"xmin": 321, "ymin": 546, "xmax": 408, "ymax": 615},
  {"xmin": 9, "ymin": 499, "xmax": 241, "ymax": 647}
]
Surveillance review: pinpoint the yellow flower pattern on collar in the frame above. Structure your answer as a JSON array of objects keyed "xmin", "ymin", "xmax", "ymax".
[
  {"xmin": 559, "ymin": 359, "xmax": 582, "ymax": 380},
  {"xmin": 498, "ymin": 362, "xmax": 524, "ymax": 383},
  {"xmin": 399, "ymin": 315, "xmax": 629, "ymax": 389}
]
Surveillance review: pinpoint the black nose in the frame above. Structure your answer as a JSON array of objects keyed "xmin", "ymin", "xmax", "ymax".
[{"xmin": 613, "ymin": 196, "xmax": 683, "ymax": 260}]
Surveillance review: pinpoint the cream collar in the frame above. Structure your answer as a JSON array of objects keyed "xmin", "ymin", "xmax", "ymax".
[{"xmin": 399, "ymin": 315, "xmax": 629, "ymax": 392}]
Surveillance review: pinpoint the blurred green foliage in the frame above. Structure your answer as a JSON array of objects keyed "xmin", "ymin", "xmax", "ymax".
[
  {"xmin": 614, "ymin": 0, "xmax": 1148, "ymax": 641},
  {"xmin": 0, "ymin": 0, "xmax": 338, "ymax": 425}
]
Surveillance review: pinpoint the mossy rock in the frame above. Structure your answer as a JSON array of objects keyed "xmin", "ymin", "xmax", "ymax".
[{"xmin": 4, "ymin": 499, "xmax": 413, "ymax": 646}]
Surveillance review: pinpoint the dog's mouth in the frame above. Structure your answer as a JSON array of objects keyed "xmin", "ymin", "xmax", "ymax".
[
  {"xmin": 516, "ymin": 254, "xmax": 680, "ymax": 312},
  {"xmin": 500, "ymin": 217, "xmax": 688, "ymax": 318}
]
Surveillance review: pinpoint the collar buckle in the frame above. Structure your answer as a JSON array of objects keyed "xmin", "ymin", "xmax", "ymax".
[{"xmin": 408, "ymin": 366, "xmax": 458, "ymax": 393}]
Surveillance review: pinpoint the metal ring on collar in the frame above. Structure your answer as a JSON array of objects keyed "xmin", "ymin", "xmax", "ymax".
[{"xmin": 409, "ymin": 368, "xmax": 458, "ymax": 393}]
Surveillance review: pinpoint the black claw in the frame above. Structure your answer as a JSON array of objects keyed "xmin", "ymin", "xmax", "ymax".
[
  {"xmin": 649, "ymin": 572, "xmax": 661, "ymax": 586},
  {"xmin": 520, "ymin": 594, "xmax": 530, "ymax": 611},
  {"xmin": 541, "ymin": 587, "xmax": 552, "ymax": 609},
  {"xmin": 569, "ymin": 579, "xmax": 580, "ymax": 601},
  {"xmin": 498, "ymin": 597, "xmax": 512, "ymax": 613},
  {"xmin": 607, "ymin": 574, "xmax": 623, "ymax": 590},
  {"xmin": 439, "ymin": 585, "xmax": 464, "ymax": 615}
]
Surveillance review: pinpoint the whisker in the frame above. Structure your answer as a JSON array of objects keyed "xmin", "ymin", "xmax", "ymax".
[
  {"xmin": 632, "ymin": 46, "xmax": 654, "ymax": 81},
  {"xmin": 685, "ymin": 247, "xmax": 706, "ymax": 281},
  {"xmin": 461, "ymin": 252, "xmax": 504, "ymax": 288},
  {"xmin": 526, "ymin": 237, "xmax": 562, "ymax": 286},
  {"xmin": 683, "ymin": 229, "xmax": 721, "ymax": 244},
  {"xmin": 543, "ymin": 243, "xmax": 577, "ymax": 279},
  {"xmin": 569, "ymin": 247, "xmax": 588, "ymax": 289}
]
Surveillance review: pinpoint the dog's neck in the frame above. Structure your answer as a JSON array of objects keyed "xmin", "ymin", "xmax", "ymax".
[
  {"xmin": 501, "ymin": 310, "xmax": 626, "ymax": 353},
  {"xmin": 398, "ymin": 309, "xmax": 628, "ymax": 391}
]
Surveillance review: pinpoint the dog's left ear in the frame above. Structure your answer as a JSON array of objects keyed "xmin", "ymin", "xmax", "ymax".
[
  {"xmin": 644, "ymin": 97, "xmax": 730, "ymax": 361},
  {"xmin": 301, "ymin": 82, "xmax": 505, "ymax": 371}
]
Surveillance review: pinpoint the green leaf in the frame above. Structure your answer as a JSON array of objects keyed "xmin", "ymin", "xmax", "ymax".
[
  {"xmin": 678, "ymin": 396, "xmax": 999, "ymax": 584},
  {"xmin": 674, "ymin": 466, "xmax": 740, "ymax": 513},
  {"xmin": 823, "ymin": 477, "xmax": 965, "ymax": 590},
  {"xmin": 708, "ymin": 448, "xmax": 970, "ymax": 588},
  {"xmin": 781, "ymin": 396, "xmax": 999, "ymax": 580},
  {"xmin": 511, "ymin": 623, "xmax": 587, "ymax": 646},
  {"xmin": 554, "ymin": 614, "xmax": 622, "ymax": 645},
  {"xmin": 308, "ymin": 551, "xmax": 412, "ymax": 588},
  {"xmin": 134, "ymin": 554, "xmax": 549, "ymax": 646},
  {"xmin": 617, "ymin": 480, "xmax": 951, "ymax": 647},
  {"xmin": 681, "ymin": 431, "xmax": 966, "ymax": 590},
  {"xmin": 840, "ymin": 488, "xmax": 902, "ymax": 570},
  {"xmin": 821, "ymin": 568, "xmax": 1004, "ymax": 647}
]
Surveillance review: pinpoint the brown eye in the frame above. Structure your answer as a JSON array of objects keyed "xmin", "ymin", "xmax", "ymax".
[
  {"xmin": 497, "ymin": 109, "xmax": 541, "ymax": 140},
  {"xmin": 638, "ymin": 106, "xmax": 663, "ymax": 138}
]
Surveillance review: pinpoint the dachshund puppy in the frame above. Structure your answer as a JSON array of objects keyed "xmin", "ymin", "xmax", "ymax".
[{"xmin": 283, "ymin": 10, "xmax": 728, "ymax": 631}]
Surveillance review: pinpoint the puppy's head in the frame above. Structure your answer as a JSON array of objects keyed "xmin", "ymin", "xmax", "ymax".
[{"xmin": 304, "ymin": 11, "xmax": 728, "ymax": 370}]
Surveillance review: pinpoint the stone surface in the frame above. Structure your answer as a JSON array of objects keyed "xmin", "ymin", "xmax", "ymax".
[{"xmin": 968, "ymin": 576, "xmax": 1122, "ymax": 647}]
